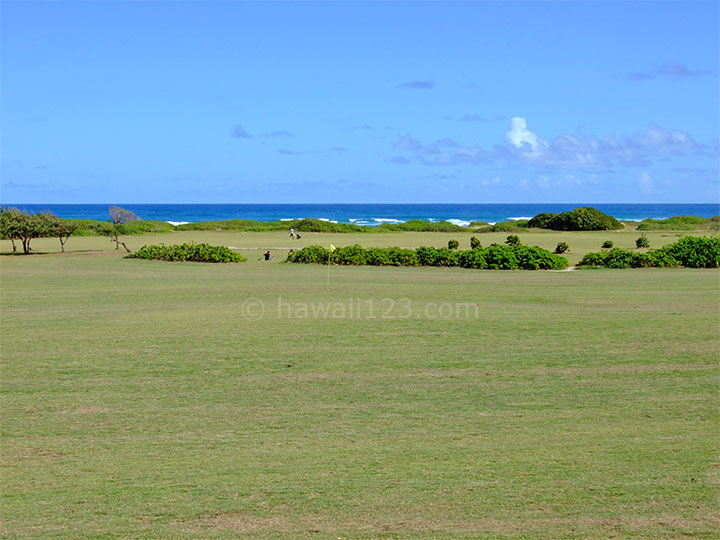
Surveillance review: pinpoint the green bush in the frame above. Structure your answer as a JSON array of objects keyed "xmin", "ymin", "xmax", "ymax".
[
  {"xmin": 526, "ymin": 213, "xmax": 555, "ymax": 229},
  {"xmin": 554, "ymin": 242, "xmax": 569, "ymax": 254},
  {"xmin": 579, "ymin": 248, "xmax": 648, "ymax": 269},
  {"xmin": 470, "ymin": 236, "xmax": 481, "ymax": 250},
  {"xmin": 288, "ymin": 244, "xmax": 329, "ymax": 264},
  {"xmin": 334, "ymin": 244, "xmax": 368, "ymax": 265},
  {"xmin": 505, "ymin": 235, "xmax": 520, "ymax": 246},
  {"xmin": 636, "ymin": 234, "xmax": 650, "ymax": 248},
  {"xmin": 659, "ymin": 236, "xmax": 720, "ymax": 268},
  {"xmin": 126, "ymin": 242, "xmax": 247, "ymax": 263},
  {"xmin": 448, "ymin": 239, "xmax": 459, "ymax": 250},
  {"xmin": 602, "ymin": 240, "xmax": 614, "ymax": 249},
  {"xmin": 528, "ymin": 207, "xmax": 622, "ymax": 231}
]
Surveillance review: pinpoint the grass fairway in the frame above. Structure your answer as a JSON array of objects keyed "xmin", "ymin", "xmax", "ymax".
[{"xmin": 1, "ymin": 245, "xmax": 719, "ymax": 538}]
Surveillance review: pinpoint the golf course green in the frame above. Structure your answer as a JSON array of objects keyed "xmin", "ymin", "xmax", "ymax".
[{"xmin": 1, "ymin": 230, "xmax": 718, "ymax": 539}]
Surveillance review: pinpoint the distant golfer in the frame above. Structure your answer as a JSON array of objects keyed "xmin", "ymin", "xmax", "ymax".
[
  {"xmin": 290, "ymin": 227, "xmax": 295, "ymax": 239},
  {"xmin": 263, "ymin": 250, "xmax": 273, "ymax": 261}
]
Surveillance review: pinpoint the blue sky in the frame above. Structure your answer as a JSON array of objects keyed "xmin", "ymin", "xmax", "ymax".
[{"xmin": 1, "ymin": 1, "xmax": 718, "ymax": 203}]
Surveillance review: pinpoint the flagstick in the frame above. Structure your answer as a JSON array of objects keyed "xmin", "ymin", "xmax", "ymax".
[{"xmin": 326, "ymin": 251, "xmax": 331, "ymax": 286}]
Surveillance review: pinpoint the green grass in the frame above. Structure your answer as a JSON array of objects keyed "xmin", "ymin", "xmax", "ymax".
[{"xmin": 1, "ymin": 233, "xmax": 719, "ymax": 539}]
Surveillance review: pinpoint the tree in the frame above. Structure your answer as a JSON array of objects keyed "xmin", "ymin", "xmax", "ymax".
[
  {"xmin": 505, "ymin": 234, "xmax": 521, "ymax": 246},
  {"xmin": 448, "ymin": 239, "xmax": 459, "ymax": 250},
  {"xmin": 109, "ymin": 206, "xmax": 140, "ymax": 224},
  {"xmin": 52, "ymin": 219, "xmax": 78, "ymax": 253},
  {"xmin": 636, "ymin": 234, "xmax": 650, "ymax": 249},
  {"xmin": 0, "ymin": 207, "xmax": 25, "ymax": 252},
  {"xmin": 554, "ymin": 242, "xmax": 569, "ymax": 254},
  {"xmin": 107, "ymin": 206, "xmax": 134, "ymax": 252},
  {"xmin": 470, "ymin": 236, "xmax": 481, "ymax": 250}
]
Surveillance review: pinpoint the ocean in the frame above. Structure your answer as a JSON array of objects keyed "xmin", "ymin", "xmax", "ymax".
[{"xmin": 3, "ymin": 203, "xmax": 719, "ymax": 227}]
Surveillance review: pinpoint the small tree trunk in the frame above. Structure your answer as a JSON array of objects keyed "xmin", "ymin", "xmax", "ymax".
[
  {"xmin": 10, "ymin": 238, "xmax": 16, "ymax": 252},
  {"xmin": 59, "ymin": 236, "xmax": 66, "ymax": 253},
  {"xmin": 22, "ymin": 237, "xmax": 30, "ymax": 254}
]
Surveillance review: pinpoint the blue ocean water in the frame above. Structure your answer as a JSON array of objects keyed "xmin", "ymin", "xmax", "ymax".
[{"xmin": 4, "ymin": 203, "xmax": 719, "ymax": 226}]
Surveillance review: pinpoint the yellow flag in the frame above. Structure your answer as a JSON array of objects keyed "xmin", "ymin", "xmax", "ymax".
[{"xmin": 329, "ymin": 244, "xmax": 336, "ymax": 252}]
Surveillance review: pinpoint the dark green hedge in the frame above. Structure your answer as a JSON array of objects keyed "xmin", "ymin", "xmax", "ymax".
[
  {"xmin": 125, "ymin": 242, "xmax": 247, "ymax": 263},
  {"xmin": 288, "ymin": 244, "xmax": 568, "ymax": 270},
  {"xmin": 579, "ymin": 236, "xmax": 720, "ymax": 269},
  {"xmin": 528, "ymin": 207, "xmax": 623, "ymax": 231}
]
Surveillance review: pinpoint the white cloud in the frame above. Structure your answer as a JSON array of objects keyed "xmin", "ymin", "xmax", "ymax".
[{"xmin": 506, "ymin": 117, "xmax": 541, "ymax": 151}]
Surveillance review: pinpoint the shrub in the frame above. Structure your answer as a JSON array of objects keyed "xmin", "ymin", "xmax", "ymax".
[
  {"xmin": 636, "ymin": 234, "xmax": 650, "ymax": 248},
  {"xmin": 659, "ymin": 236, "xmax": 720, "ymax": 268},
  {"xmin": 458, "ymin": 248, "xmax": 487, "ymax": 269},
  {"xmin": 470, "ymin": 236, "xmax": 481, "ymax": 250},
  {"xmin": 554, "ymin": 242, "xmax": 569, "ymax": 254},
  {"xmin": 485, "ymin": 244, "xmax": 519, "ymax": 269},
  {"xmin": 126, "ymin": 242, "xmax": 247, "ymax": 263},
  {"xmin": 579, "ymin": 248, "xmax": 648, "ymax": 269},
  {"xmin": 505, "ymin": 235, "xmax": 520, "ymax": 246},
  {"xmin": 526, "ymin": 213, "xmax": 555, "ymax": 229},
  {"xmin": 602, "ymin": 240, "xmax": 614, "ymax": 249},
  {"xmin": 334, "ymin": 244, "xmax": 368, "ymax": 265},
  {"xmin": 434, "ymin": 248, "xmax": 461, "ymax": 266},
  {"xmin": 448, "ymin": 239, "xmax": 459, "ymax": 250},
  {"xmin": 287, "ymin": 244, "xmax": 328, "ymax": 264},
  {"xmin": 365, "ymin": 247, "xmax": 392, "ymax": 266},
  {"xmin": 528, "ymin": 207, "xmax": 622, "ymax": 231}
]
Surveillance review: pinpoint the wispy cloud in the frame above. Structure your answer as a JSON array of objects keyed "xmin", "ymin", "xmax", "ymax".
[
  {"xmin": 230, "ymin": 124, "xmax": 252, "ymax": 138},
  {"xmin": 398, "ymin": 79, "xmax": 434, "ymax": 90},
  {"xmin": 460, "ymin": 114, "xmax": 489, "ymax": 122},
  {"xmin": 263, "ymin": 130, "xmax": 293, "ymax": 138},
  {"xmin": 627, "ymin": 63, "xmax": 709, "ymax": 80},
  {"xmin": 393, "ymin": 117, "xmax": 711, "ymax": 168},
  {"xmin": 638, "ymin": 171, "xmax": 654, "ymax": 193}
]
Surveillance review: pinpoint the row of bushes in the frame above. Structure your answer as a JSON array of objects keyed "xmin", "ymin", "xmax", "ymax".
[
  {"xmin": 176, "ymin": 217, "xmax": 469, "ymax": 233},
  {"xmin": 70, "ymin": 219, "xmax": 176, "ymax": 236},
  {"xmin": 579, "ymin": 236, "xmax": 719, "ymax": 268},
  {"xmin": 126, "ymin": 242, "xmax": 247, "ymax": 263},
  {"xmin": 288, "ymin": 244, "xmax": 569, "ymax": 270}
]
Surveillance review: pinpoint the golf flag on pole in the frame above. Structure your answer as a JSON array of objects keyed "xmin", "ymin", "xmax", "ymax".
[{"xmin": 326, "ymin": 245, "xmax": 335, "ymax": 285}]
